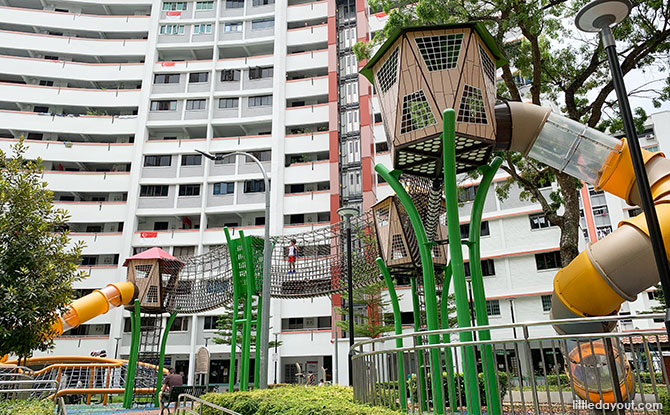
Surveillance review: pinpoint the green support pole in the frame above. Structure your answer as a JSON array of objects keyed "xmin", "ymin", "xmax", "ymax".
[
  {"xmin": 239, "ymin": 230, "xmax": 254, "ymax": 391},
  {"xmin": 123, "ymin": 299, "xmax": 141, "ymax": 408},
  {"xmin": 253, "ymin": 294, "xmax": 262, "ymax": 389},
  {"xmin": 154, "ymin": 312, "xmax": 178, "ymax": 406},
  {"xmin": 374, "ymin": 164, "xmax": 444, "ymax": 414},
  {"xmin": 468, "ymin": 156, "xmax": 503, "ymax": 415},
  {"xmin": 410, "ymin": 276, "xmax": 428, "ymax": 412},
  {"xmin": 441, "ymin": 108, "xmax": 481, "ymax": 415},
  {"xmin": 440, "ymin": 264, "xmax": 456, "ymax": 413},
  {"xmin": 224, "ymin": 228, "xmax": 241, "ymax": 393},
  {"xmin": 376, "ymin": 258, "xmax": 407, "ymax": 412}
]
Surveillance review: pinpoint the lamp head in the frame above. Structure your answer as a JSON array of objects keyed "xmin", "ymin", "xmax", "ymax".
[
  {"xmin": 337, "ymin": 206, "xmax": 359, "ymax": 219},
  {"xmin": 575, "ymin": 0, "xmax": 631, "ymax": 32}
]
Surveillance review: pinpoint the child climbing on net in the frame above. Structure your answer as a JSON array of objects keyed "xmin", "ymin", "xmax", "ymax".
[{"xmin": 288, "ymin": 239, "xmax": 297, "ymax": 274}]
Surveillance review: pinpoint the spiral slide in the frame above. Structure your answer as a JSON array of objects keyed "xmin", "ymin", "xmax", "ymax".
[
  {"xmin": 498, "ymin": 101, "xmax": 670, "ymax": 402},
  {"xmin": 1, "ymin": 282, "xmax": 137, "ymax": 363}
]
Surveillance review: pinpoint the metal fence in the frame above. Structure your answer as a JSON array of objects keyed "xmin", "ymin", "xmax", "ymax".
[{"xmin": 352, "ymin": 314, "xmax": 670, "ymax": 414}]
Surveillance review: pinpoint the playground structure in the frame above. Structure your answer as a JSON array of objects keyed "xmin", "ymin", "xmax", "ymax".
[{"xmin": 1, "ymin": 21, "xmax": 670, "ymax": 415}]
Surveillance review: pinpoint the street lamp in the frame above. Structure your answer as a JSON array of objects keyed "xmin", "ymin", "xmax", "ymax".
[
  {"xmin": 337, "ymin": 205, "xmax": 359, "ymax": 386},
  {"xmin": 273, "ymin": 332, "xmax": 279, "ymax": 384},
  {"xmin": 196, "ymin": 149, "xmax": 273, "ymax": 389},
  {"xmin": 576, "ymin": 0, "xmax": 670, "ymax": 337}
]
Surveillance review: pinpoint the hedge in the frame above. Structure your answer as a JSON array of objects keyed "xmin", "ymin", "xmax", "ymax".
[
  {"xmin": 200, "ymin": 385, "xmax": 404, "ymax": 415},
  {"xmin": 0, "ymin": 400, "xmax": 54, "ymax": 415}
]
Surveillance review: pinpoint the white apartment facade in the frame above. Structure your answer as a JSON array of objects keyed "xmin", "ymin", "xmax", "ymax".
[{"xmin": 0, "ymin": 0, "xmax": 664, "ymax": 386}]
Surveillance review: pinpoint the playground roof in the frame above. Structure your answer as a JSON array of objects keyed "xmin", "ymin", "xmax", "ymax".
[{"xmin": 122, "ymin": 247, "xmax": 184, "ymax": 267}]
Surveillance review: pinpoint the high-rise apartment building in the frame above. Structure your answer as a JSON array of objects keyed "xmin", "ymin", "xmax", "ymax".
[{"xmin": 0, "ymin": 0, "xmax": 664, "ymax": 386}]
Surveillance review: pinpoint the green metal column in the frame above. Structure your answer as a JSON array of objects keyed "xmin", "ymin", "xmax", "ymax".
[
  {"xmin": 468, "ymin": 157, "xmax": 503, "ymax": 415},
  {"xmin": 239, "ymin": 230, "xmax": 254, "ymax": 391},
  {"xmin": 409, "ymin": 275, "xmax": 428, "ymax": 412},
  {"xmin": 224, "ymin": 228, "xmax": 241, "ymax": 393},
  {"xmin": 376, "ymin": 258, "xmax": 406, "ymax": 412},
  {"xmin": 374, "ymin": 164, "xmax": 444, "ymax": 414},
  {"xmin": 441, "ymin": 108, "xmax": 481, "ymax": 415},
  {"xmin": 123, "ymin": 299, "xmax": 141, "ymax": 408},
  {"xmin": 154, "ymin": 312, "xmax": 178, "ymax": 406},
  {"xmin": 440, "ymin": 264, "xmax": 457, "ymax": 413}
]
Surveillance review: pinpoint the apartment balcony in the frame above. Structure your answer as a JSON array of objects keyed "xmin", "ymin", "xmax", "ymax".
[
  {"xmin": 155, "ymin": 59, "xmax": 213, "ymax": 74},
  {"xmin": 375, "ymin": 152, "xmax": 391, "ymax": 168},
  {"xmin": 0, "ymin": 6, "xmax": 150, "ymax": 33},
  {"xmin": 284, "ymin": 160, "xmax": 329, "ymax": 184},
  {"xmin": 132, "ymin": 229, "xmax": 201, "ymax": 247},
  {"xmin": 0, "ymin": 30, "xmax": 147, "ymax": 57},
  {"xmin": 77, "ymin": 266, "xmax": 122, "ymax": 290},
  {"xmin": 217, "ymin": 54, "xmax": 274, "ymax": 70},
  {"xmin": 368, "ymin": 11, "xmax": 388, "ymax": 33},
  {"xmin": 0, "ymin": 110, "xmax": 137, "ymax": 135},
  {"xmin": 284, "ymin": 132, "xmax": 329, "ymax": 154},
  {"xmin": 55, "ymin": 201, "xmax": 128, "ymax": 222},
  {"xmin": 285, "ymin": 103, "xmax": 328, "ymax": 126},
  {"xmin": 285, "ymin": 76, "xmax": 328, "ymax": 99},
  {"xmin": 286, "ymin": 49, "xmax": 327, "ymax": 72},
  {"xmin": 283, "ymin": 190, "xmax": 329, "ymax": 214},
  {"xmin": 0, "ymin": 55, "xmax": 145, "ymax": 82},
  {"xmin": 203, "ymin": 226, "xmax": 263, "ymax": 245},
  {"xmin": 42, "ymin": 171, "xmax": 131, "ymax": 192},
  {"xmin": 287, "ymin": 0, "xmax": 327, "ymax": 22},
  {"xmin": 0, "ymin": 138, "xmax": 134, "ymax": 163},
  {"xmin": 210, "ymin": 134, "xmax": 272, "ymax": 154},
  {"xmin": 286, "ymin": 24, "xmax": 327, "ymax": 47},
  {"xmin": 70, "ymin": 232, "xmax": 124, "ymax": 255},
  {"xmin": 0, "ymin": 83, "xmax": 140, "ymax": 108}
]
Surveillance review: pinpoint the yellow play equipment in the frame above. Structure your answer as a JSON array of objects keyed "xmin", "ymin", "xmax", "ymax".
[
  {"xmin": 498, "ymin": 101, "xmax": 670, "ymax": 404},
  {"xmin": 1, "ymin": 282, "xmax": 137, "ymax": 364}
]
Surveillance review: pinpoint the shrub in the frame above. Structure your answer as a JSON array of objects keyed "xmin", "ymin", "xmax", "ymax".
[
  {"xmin": 640, "ymin": 372, "xmax": 665, "ymax": 384},
  {"xmin": 201, "ymin": 385, "xmax": 404, "ymax": 415},
  {"xmin": 659, "ymin": 391, "xmax": 670, "ymax": 415},
  {"xmin": 0, "ymin": 400, "xmax": 55, "ymax": 415},
  {"xmin": 546, "ymin": 373, "xmax": 570, "ymax": 386},
  {"xmin": 404, "ymin": 371, "xmax": 508, "ymax": 409}
]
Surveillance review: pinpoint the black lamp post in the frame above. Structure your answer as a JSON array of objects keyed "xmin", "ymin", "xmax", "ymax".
[
  {"xmin": 576, "ymin": 0, "xmax": 670, "ymax": 337},
  {"xmin": 337, "ymin": 205, "xmax": 359, "ymax": 386}
]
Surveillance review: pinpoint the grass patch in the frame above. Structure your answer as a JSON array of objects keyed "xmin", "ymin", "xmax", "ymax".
[
  {"xmin": 201, "ymin": 385, "xmax": 404, "ymax": 415},
  {"xmin": 0, "ymin": 399, "xmax": 54, "ymax": 415}
]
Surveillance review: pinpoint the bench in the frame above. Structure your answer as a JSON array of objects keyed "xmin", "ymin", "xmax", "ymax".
[{"xmin": 162, "ymin": 385, "xmax": 212, "ymax": 414}]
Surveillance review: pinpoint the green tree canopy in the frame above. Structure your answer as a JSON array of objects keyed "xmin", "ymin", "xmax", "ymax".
[
  {"xmin": 0, "ymin": 140, "xmax": 84, "ymax": 359},
  {"xmin": 356, "ymin": 0, "xmax": 670, "ymax": 265}
]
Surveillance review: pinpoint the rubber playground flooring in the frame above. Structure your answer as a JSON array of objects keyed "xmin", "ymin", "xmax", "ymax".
[{"xmin": 65, "ymin": 404, "xmax": 166, "ymax": 415}]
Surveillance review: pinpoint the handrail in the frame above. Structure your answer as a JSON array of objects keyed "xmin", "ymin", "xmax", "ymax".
[{"xmin": 177, "ymin": 393, "xmax": 241, "ymax": 415}]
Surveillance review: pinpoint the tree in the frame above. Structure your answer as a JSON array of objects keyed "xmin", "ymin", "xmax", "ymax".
[
  {"xmin": 356, "ymin": 0, "xmax": 670, "ymax": 265},
  {"xmin": 212, "ymin": 297, "xmax": 280, "ymax": 384},
  {"xmin": 337, "ymin": 280, "xmax": 396, "ymax": 346},
  {"xmin": 0, "ymin": 139, "xmax": 84, "ymax": 360}
]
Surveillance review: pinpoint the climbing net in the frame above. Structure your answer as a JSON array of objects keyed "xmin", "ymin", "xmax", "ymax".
[{"xmin": 162, "ymin": 211, "xmax": 380, "ymax": 313}]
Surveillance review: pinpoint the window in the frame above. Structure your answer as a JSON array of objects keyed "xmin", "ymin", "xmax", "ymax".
[
  {"xmin": 464, "ymin": 259, "xmax": 495, "ymax": 277},
  {"xmin": 251, "ymin": 18, "xmax": 274, "ymax": 30},
  {"xmin": 244, "ymin": 179, "xmax": 265, "ymax": 193},
  {"xmin": 541, "ymin": 295, "xmax": 552, "ymax": 312},
  {"xmin": 628, "ymin": 207, "xmax": 642, "ymax": 218},
  {"xmin": 140, "ymin": 185, "xmax": 169, "ymax": 197},
  {"xmin": 221, "ymin": 69, "xmax": 241, "ymax": 81},
  {"xmin": 39, "ymin": 80, "xmax": 54, "ymax": 86},
  {"xmin": 173, "ymin": 246, "xmax": 195, "ymax": 256},
  {"xmin": 535, "ymin": 251, "xmax": 561, "ymax": 270},
  {"xmin": 81, "ymin": 256, "xmax": 97, "ymax": 266},
  {"xmin": 85, "ymin": 225, "xmax": 102, "ymax": 233},
  {"xmin": 246, "ymin": 150, "xmax": 271, "ymax": 162},
  {"xmin": 182, "ymin": 154, "xmax": 202, "ymax": 165},
  {"xmin": 196, "ymin": 1, "xmax": 214, "ymax": 9},
  {"xmin": 248, "ymin": 95, "xmax": 272, "ymax": 107},
  {"xmin": 159, "ymin": 24, "xmax": 185, "ymax": 35},
  {"xmin": 219, "ymin": 98, "xmax": 239, "ymax": 109},
  {"xmin": 248, "ymin": 67, "xmax": 273, "ymax": 80},
  {"xmin": 34, "ymin": 105, "xmax": 49, "ymax": 113},
  {"xmin": 648, "ymin": 290, "xmax": 660, "ymax": 301},
  {"xmin": 189, "ymin": 72, "xmax": 209, "ymax": 83},
  {"xmin": 151, "ymin": 100, "xmax": 177, "ymax": 111},
  {"xmin": 186, "ymin": 99, "xmax": 207, "ymax": 110},
  {"xmin": 172, "ymin": 317, "xmax": 189, "ymax": 331},
  {"xmin": 144, "ymin": 155, "xmax": 171, "ymax": 167},
  {"xmin": 193, "ymin": 23, "xmax": 213, "ymax": 34},
  {"xmin": 255, "ymin": 216, "xmax": 265, "ymax": 225},
  {"xmin": 226, "ymin": 0, "xmax": 244, "ymax": 8},
  {"xmin": 592, "ymin": 206, "xmax": 609, "ymax": 216},
  {"xmin": 179, "ymin": 184, "xmax": 201, "ymax": 196},
  {"xmin": 458, "ymin": 185, "xmax": 479, "ymax": 202},
  {"xmin": 44, "ymin": 55, "xmax": 58, "ymax": 61},
  {"xmin": 203, "ymin": 316, "xmax": 220, "ymax": 330},
  {"xmin": 224, "ymin": 22, "xmax": 243, "ymax": 32},
  {"xmin": 486, "ymin": 300, "xmax": 501, "ymax": 316},
  {"xmin": 154, "ymin": 74, "xmax": 180, "ymax": 84},
  {"xmin": 214, "ymin": 153, "xmax": 235, "ymax": 165},
  {"xmin": 163, "ymin": 2, "xmax": 188, "ymax": 10},
  {"xmin": 529, "ymin": 213, "xmax": 553, "ymax": 230},
  {"xmin": 213, "ymin": 182, "xmax": 234, "ymax": 195},
  {"xmin": 459, "ymin": 221, "xmax": 490, "ymax": 239},
  {"xmin": 252, "ymin": 0, "xmax": 274, "ymax": 5}
]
